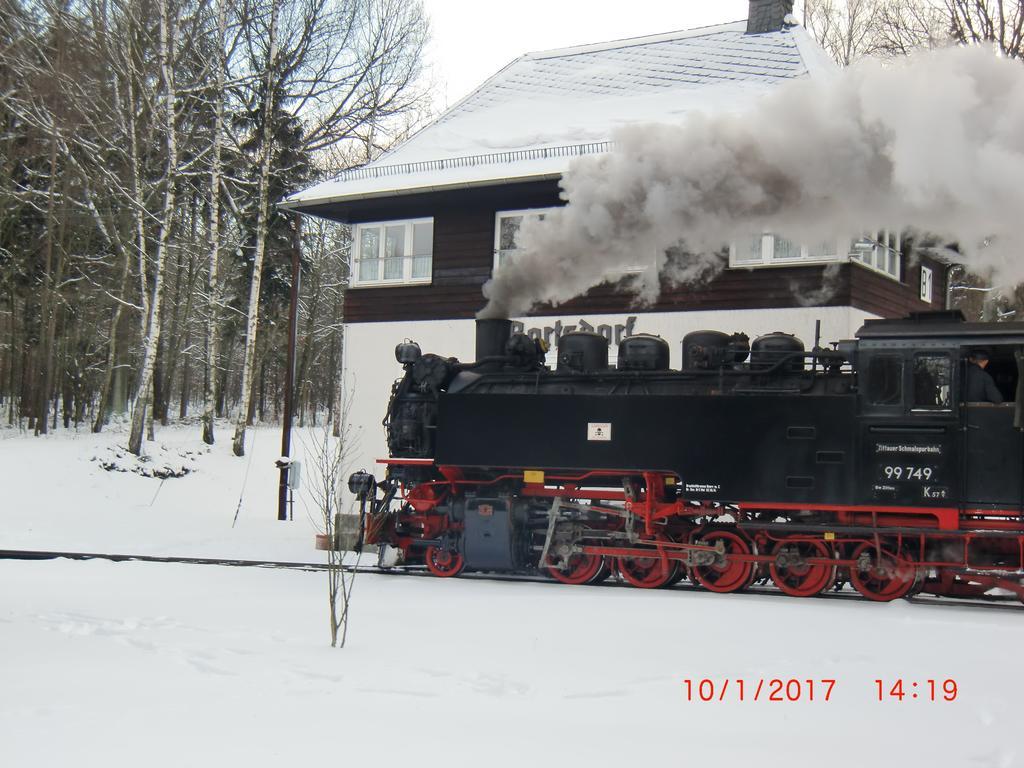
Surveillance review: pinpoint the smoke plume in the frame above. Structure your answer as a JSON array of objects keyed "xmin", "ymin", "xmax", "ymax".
[{"xmin": 479, "ymin": 46, "xmax": 1024, "ymax": 319}]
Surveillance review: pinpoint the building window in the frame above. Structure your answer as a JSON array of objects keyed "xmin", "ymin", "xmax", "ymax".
[
  {"xmin": 731, "ymin": 230, "xmax": 903, "ymax": 282},
  {"xmin": 729, "ymin": 234, "xmax": 843, "ymax": 267},
  {"xmin": 494, "ymin": 208, "xmax": 559, "ymax": 272},
  {"xmin": 920, "ymin": 265, "xmax": 934, "ymax": 303},
  {"xmin": 352, "ymin": 218, "xmax": 433, "ymax": 287},
  {"xmin": 494, "ymin": 207, "xmax": 655, "ymax": 275},
  {"xmin": 851, "ymin": 230, "xmax": 901, "ymax": 280}
]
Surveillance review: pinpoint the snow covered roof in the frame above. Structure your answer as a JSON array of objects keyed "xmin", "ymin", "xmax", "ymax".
[{"xmin": 284, "ymin": 20, "xmax": 835, "ymax": 210}]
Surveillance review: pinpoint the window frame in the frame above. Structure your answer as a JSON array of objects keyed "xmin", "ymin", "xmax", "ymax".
[
  {"xmin": 864, "ymin": 352, "xmax": 906, "ymax": 410},
  {"xmin": 910, "ymin": 351, "xmax": 953, "ymax": 413},
  {"xmin": 351, "ymin": 217, "xmax": 434, "ymax": 288},
  {"xmin": 728, "ymin": 230, "xmax": 903, "ymax": 283},
  {"xmin": 850, "ymin": 230, "xmax": 901, "ymax": 281},
  {"xmin": 493, "ymin": 207, "xmax": 561, "ymax": 274},
  {"xmin": 728, "ymin": 233, "xmax": 846, "ymax": 269},
  {"xmin": 494, "ymin": 206, "xmax": 654, "ymax": 276}
]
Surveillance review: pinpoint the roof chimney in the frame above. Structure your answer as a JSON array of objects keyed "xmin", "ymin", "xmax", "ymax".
[{"xmin": 746, "ymin": 0, "xmax": 794, "ymax": 34}]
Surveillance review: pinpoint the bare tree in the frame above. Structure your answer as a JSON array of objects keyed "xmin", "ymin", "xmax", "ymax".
[
  {"xmin": 300, "ymin": 420, "xmax": 358, "ymax": 648},
  {"xmin": 231, "ymin": 0, "xmax": 280, "ymax": 456},
  {"xmin": 807, "ymin": 0, "xmax": 1024, "ymax": 61},
  {"xmin": 202, "ymin": 0, "xmax": 233, "ymax": 444},
  {"xmin": 946, "ymin": 0, "xmax": 1024, "ymax": 58},
  {"xmin": 874, "ymin": 0, "xmax": 951, "ymax": 54},
  {"xmin": 231, "ymin": 0, "xmax": 428, "ymax": 455},
  {"xmin": 127, "ymin": 0, "xmax": 180, "ymax": 455},
  {"xmin": 805, "ymin": 0, "xmax": 887, "ymax": 64},
  {"xmin": 0, "ymin": 0, "xmax": 430, "ymax": 436},
  {"xmin": 31, "ymin": 1, "xmax": 68, "ymax": 435}
]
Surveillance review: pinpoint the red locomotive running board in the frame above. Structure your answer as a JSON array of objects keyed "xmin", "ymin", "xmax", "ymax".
[{"xmin": 374, "ymin": 458, "xmax": 1022, "ymax": 530}]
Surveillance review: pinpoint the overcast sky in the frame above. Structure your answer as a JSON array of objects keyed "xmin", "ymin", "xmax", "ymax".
[{"xmin": 420, "ymin": 0, "xmax": 764, "ymax": 109}]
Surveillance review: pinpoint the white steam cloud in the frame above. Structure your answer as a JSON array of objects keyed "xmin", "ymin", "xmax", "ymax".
[{"xmin": 479, "ymin": 46, "xmax": 1024, "ymax": 319}]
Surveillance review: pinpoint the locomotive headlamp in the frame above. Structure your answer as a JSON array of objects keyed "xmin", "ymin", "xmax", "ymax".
[
  {"xmin": 395, "ymin": 340, "xmax": 421, "ymax": 365},
  {"xmin": 348, "ymin": 470, "xmax": 376, "ymax": 500}
]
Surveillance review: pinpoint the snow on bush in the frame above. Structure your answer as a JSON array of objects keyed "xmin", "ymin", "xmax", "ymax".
[{"xmin": 94, "ymin": 442, "xmax": 210, "ymax": 479}]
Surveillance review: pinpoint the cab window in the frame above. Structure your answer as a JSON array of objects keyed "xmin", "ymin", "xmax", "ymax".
[
  {"xmin": 912, "ymin": 353, "xmax": 952, "ymax": 411},
  {"xmin": 964, "ymin": 345, "xmax": 1020, "ymax": 404},
  {"xmin": 866, "ymin": 355, "xmax": 903, "ymax": 406}
]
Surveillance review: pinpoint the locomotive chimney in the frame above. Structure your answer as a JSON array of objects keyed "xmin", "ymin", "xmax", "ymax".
[
  {"xmin": 745, "ymin": 0, "xmax": 794, "ymax": 34},
  {"xmin": 475, "ymin": 317, "xmax": 512, "ymax": 365}
]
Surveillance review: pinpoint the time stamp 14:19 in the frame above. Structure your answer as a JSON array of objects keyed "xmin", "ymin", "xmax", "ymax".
[{"xmin": 681, "ymin": 678, "xmax": 959, "ymax": 702}]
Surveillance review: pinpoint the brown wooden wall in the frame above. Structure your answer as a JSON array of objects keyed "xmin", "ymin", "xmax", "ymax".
[
  {"xmin": 301, "ymin": 181, "xmax": 947, "ymax": 323},
  {"xmin": 850, "ymin": 253, "xmax": 948, "ymax": 318}
]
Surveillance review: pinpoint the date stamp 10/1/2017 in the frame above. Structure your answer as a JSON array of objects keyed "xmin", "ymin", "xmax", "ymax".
[{"xmin": 682, "ymin": 678, "xmax": 959, "ymax": 703}]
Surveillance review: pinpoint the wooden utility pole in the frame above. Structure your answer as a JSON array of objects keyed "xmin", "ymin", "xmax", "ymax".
[{"xmin": 279, "ymin": 215, "xmax": 301, "ymax": 521}]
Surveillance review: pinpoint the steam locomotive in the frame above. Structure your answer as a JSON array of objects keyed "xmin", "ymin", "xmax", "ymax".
[{"xmin": 349, "ymin": 310, "xmax": 1024, "ymax": 602}]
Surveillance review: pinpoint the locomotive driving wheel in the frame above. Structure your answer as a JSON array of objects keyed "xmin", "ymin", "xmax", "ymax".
[
  {"xmin": 617, "ymin": 553, "xmax": 680, "ymax": 589},
  {"xmin": 546, "ymin": 553, "xmax": 603, "ymax": 585},
  {"xmin": 690, "ymin": 530, "xmax": 755, "ymax": 594},
  {"xmin": 769, "ymin": 537, "xmax": 836, "ymax": 598},
  {"xmin": 424, "ymin": 546, "xmax": 465, "ymax": 578},
  {"xmin": 848, "ymin": 542, "xmax": 918, "ymax": 601}
]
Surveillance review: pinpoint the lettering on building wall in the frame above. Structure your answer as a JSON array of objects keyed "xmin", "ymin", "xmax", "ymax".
[{"xmin": 511, "ymin": 316, "xmax": 638, "ymax": 347}]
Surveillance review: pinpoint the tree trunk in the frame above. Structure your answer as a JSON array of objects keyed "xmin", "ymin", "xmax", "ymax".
[
  {"xmin": 158, "ymin": 244, "xmax": 184, "ymax": 425},
  {"xmin": 217, "ymin": 325, "xmax": 234, "ymax": 417},
  {"xmin": 232, "ymin": 0, "xmax": 280, "ymax": 457},
  {"xmin": 153, "ymin": 338, "xmax": 166, "ymax": 424},
  {"xmin": 7, "ymin": 289, "xmax": 17, "ymax": 425},
  {"xmin": 160, "ymin": 247, "xmax": 196, "ymax": 426},
  {"xmin": 35, "ymin": 129, "xmax": 60, "ymax": 436},
  {"xmin": 331, "ymin": 330, "xmax": 344, "ymax": 438},
  {"xmin": 112, "ymin": 350, "xmax": 128, "ymax": 415},
  {"xmin": 127, "ymin": 0, "xmax": 178, "ymax": 456},
  {"xmin": 258, "ymin": 358, "xmax": 267, "ymax": 423},
  {"xmin": 92, "ymin": 242, "xmax": 132, "ymax": 433},
  {"xmin": 61, "ymin": 334, "xmax": 72, "ymax": 429},
  {"xmin": 202, "ymin": 0, "xmax": 229, "ymax": 446},
  {"xmin": 329, "ymin": 278, "xmax": 345, "ymax": 437},
  {"xmin": 179, "ymin": 327, "xmax": 192, "ymax": 419}
]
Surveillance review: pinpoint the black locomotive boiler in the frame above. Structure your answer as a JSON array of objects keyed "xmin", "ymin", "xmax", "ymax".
[{"xmin": 351, "ymin": 311, "xmax": 1024, "ymax": 602}]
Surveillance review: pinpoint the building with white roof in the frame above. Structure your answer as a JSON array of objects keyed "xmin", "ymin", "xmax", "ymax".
[
  {"xmin": 287, "ymin": 4, "xmax": 835, "ymax": 211},
  {"xmin": 283, "ymin": 0, "xmax": 946, "ymax": 489}
]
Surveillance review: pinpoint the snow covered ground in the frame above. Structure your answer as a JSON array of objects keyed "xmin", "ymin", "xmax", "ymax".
[
  {"xmin": 0, "ymin": 421, "xmax": 328, "ymax": 562},
  {"xmin": 1, "ymin": 424, "xmax": 1022, "ymax": 767}
]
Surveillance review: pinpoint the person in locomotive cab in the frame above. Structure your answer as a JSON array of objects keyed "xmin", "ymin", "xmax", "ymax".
[{"xmin": 965, "ymin": 348, "xmax": 1003, "ymax": 404}]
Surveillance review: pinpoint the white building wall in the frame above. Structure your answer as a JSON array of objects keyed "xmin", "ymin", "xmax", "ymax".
[{"xmin": 338, "ymin": 305, "xmax": 877, "ymax": 508}]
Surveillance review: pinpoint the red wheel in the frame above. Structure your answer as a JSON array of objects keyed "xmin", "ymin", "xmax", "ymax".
[
  {"xmin": 691, "ymin": 530, "xmax": 754, "ymax": 593},
  {"xmin": 617, "ymin": 553, "xmax": 680, "ymax": 588},
  {"xmin": 425, "ymin": 546, "xmax": 464, "ymax": 577},
  {"xmin": 769, "ymin": 538, "xmax": 836, "ymax": 598},
  {"xmin": 547, "ymin": 552, "xmax": 603, "ymax": 585},
  {"xmin": 848, "ymin": 542, "xmax": 917, "ymax": 601}
]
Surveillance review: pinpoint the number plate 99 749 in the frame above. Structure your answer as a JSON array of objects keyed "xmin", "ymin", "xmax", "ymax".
[{"xmin": 879, "ymin": 465, "xmax": 938, "ymax": 482}]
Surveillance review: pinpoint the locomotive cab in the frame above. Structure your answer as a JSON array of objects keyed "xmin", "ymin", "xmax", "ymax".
[
  {"xmin": 855, "ymin": 312, "xmax": 1024, "ymax": 515},
  {"xmin": 960, "ymin": 344, "xmax": 1022, "ymax": 508}
]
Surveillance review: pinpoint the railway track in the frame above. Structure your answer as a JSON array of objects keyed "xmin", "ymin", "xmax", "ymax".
[
  {"xmin": 2, "ymin": 547, "xmax": 1020, "ymax": 613},
  {"xmin": 0, "ymin": 548, "xmax": 339, "ymax": 572}
]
